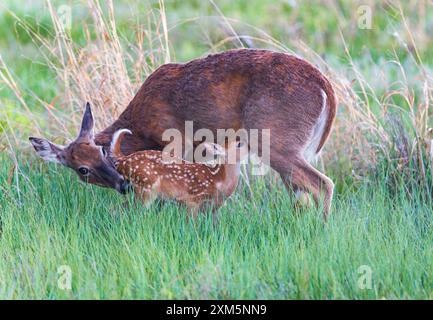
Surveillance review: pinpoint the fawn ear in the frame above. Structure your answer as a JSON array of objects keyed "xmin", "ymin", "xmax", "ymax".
[
  {"xmin": 77, "ymin": 102, "xmax": 94, "ymax": 141},
  {"xmin": 203, "ymin": 142, "xmax": 225, "ymax": 156},
  {"xmin": 29, "ymin": 137, "xmax": 64, "ymax": 164}
]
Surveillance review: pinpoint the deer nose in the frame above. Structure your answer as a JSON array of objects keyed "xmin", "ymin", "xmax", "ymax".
[{"xmin": 119, "ymin": 180, "xmax": 132, "ymax": 194}]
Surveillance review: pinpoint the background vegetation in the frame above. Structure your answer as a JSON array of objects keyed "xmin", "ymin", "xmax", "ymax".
[{"xmin": 0, "ymin": 0, "xmax": 432, "ymax": 299}]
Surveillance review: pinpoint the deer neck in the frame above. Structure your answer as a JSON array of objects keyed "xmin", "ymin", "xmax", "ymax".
[
  {"xmin": 94, "ymin": 109, "xmax": 157, "ymax": 156},
  {"xmin": 94, "ymin": 126, "xmax": 117, "ymax": 148},
  {"xmin": 211, "ymin": 161, "xmax": 241, "ymax": 197}
]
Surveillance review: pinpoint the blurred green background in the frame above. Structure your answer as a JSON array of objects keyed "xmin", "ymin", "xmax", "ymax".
[{"xmin": 1, "ymin": 0, "xmax": 431, "ymax": 103}]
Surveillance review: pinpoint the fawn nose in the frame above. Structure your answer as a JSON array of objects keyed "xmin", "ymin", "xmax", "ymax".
[{"xmin": 119, "ymin": 180, "xmax": 132, "ymax": 194}]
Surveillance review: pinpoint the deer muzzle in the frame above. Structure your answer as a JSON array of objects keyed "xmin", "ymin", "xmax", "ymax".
[{"xmin": 117, "ymin": 180, "xmax": 132, "ymax": 195}]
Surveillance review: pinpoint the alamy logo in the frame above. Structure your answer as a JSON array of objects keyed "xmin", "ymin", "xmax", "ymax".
[
  {"xmin": 357, "ymin": 265, "xmax": 373, "ymax": 290},
  {"xmin": 57, "ymin": 265, "xmax": 72, "ymax": 290},
  {"xmin": 57, "ymin": 5, "xmax": 72, "ymax": 31},
  {"xmin": 357, "ymin": 5, "xmax": 372, "ymax": 30},
  {"xmin": 161, "ymin": 121, "xmax": 271, "ymax": 175}
]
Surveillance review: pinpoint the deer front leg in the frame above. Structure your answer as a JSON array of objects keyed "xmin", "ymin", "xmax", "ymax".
[{"xmin": 133, "ymin": 186, "xmax": 156, "ymax": 209}]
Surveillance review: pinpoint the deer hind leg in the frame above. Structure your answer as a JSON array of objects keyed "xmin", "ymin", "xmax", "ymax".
[{"xmin": 273, "ymin": 155, "xmax": 334, "ymax": 221}]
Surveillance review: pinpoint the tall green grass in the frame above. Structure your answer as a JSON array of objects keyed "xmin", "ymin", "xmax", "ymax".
[{"xmin": 1, "ymin": 156, "xmax": 432, "ymax": 299}]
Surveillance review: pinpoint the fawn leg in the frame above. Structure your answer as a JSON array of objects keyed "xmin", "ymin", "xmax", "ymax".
[
  {"xmin": 186, "ymin": 202, "xmax": 200, "ymax": 220},
  {"xmin": 186, "ymin": 200, "xmax": 216, "ymax": 221},
  {"xmin": 134, "ymin": 187, "xmax": 156, "ymax": 209}
]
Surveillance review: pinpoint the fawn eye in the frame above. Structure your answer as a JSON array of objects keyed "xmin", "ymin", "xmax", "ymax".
[
  {"xmin": 101, "ymin": 147, "xmax": 107, "ymax": 157},
  {"xmin": 78, "ymin": 167, "xmax": 89, "ymax": 175}
]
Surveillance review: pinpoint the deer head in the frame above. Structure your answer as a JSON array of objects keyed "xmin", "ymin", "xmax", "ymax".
[
  {"xmin": 202, "ymin": 140, "xmax": 248, "ymax": 165},
  {"xmin": 29, "ymin": 103, "xmax": 130, "ymax": 194}
]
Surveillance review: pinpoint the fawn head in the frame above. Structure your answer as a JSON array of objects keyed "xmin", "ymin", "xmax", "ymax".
[
  {"xmin": 29, "ymin": 103, "xmax": 130, "ymax": 194},
  {"xmin": 201, "ymin": 139, "xmax": 248, "ymax": 165}
]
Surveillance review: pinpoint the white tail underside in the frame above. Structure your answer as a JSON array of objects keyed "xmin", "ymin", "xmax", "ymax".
[{"xmin": 303, "ymin": 89, "xmax": 328, "ymax": 164}]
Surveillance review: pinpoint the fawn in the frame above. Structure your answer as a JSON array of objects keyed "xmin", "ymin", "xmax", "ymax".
[{"xmin": 110, "ymin": 129, "xmax": 248, "ymax": 215}]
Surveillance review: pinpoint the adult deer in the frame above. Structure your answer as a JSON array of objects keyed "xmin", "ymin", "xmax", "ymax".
[{"xmin": 30, "ymin": 49, "xmax": 337, "ymax": 219}]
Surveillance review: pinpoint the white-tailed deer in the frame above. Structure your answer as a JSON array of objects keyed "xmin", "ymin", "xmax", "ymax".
[
  {"xmin": 29, "ymin": 103, "xmax": 130, "ymax": 193},
  {"xmin": 110, "ymin": 129, "xmax": 248, "ymax": 215},
  {"xmin": 30, "ymin": 49, "xmax": 337, "ymax": 220}
]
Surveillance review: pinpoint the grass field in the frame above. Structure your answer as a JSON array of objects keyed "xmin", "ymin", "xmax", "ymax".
[
  {"xmin": 0, "ymin": 0, "xmax": 432, "ymax": 299},
  {"xmin": 1, "ymin": 157, "xmax": 432, "ymax": 299}
]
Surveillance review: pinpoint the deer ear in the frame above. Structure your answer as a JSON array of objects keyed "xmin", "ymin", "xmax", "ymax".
[
  {"xmin": 78, "ymin": 102, "xmax": 94, "ymax": 141},
  {"xmin": 29, "ymin": 137, "xmax": 64, "ymax": 164},
  {"xmin": 203, "ymin": 143, "xmax": 225, "ymax": 156}
]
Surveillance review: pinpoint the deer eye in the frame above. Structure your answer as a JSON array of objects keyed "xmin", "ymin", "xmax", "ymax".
[
  {"xmin": 101, "ymin": 147, "xmax": 107, "ymax": 157},
  {"xmin": 78, "ymin": 167, "xmax": 89, "ymax": 175}
]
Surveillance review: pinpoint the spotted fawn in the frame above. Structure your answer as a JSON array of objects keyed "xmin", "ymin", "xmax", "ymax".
[{"xmin": 110, "ymin": 129, "xmax": 248, "ymax": 216}]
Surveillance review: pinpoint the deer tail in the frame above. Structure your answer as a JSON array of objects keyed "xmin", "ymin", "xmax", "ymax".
[
  {"xmin": 315, "ymin": 78, "xmax": 337, "ymax": 153},
  {"xmin": 110, "ymin": 129, "xmax": 132, "ymax": 158}
]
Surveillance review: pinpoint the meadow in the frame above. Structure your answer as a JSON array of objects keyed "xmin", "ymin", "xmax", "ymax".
[{"xmin": 0, "ymin": 0, "xmax": 432, "ymax": 299}]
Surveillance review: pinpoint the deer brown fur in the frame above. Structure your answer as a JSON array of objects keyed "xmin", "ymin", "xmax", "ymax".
[
  {"xmin": 110, "ymin": 129, "xmax": 247, "ymax": 215},
  {"xmin": 30, "ymin": 49, "xmax": 337, "ymax": 220}
]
